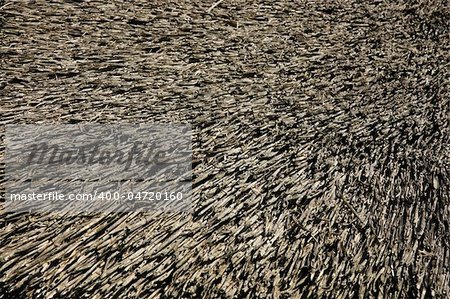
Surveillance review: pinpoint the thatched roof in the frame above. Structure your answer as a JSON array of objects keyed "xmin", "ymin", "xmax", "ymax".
[{"xmin": 1, "ymin": 0, "xmax": 449, "ymax": 298}]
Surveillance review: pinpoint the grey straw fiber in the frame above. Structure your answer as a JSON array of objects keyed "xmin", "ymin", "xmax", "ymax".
[{"xmin": 0, "ymin": 0, "xmax": 449, "ymax": 298}]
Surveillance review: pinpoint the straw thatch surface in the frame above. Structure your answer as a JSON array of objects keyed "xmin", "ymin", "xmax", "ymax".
[{"xmin": 1, "ymin": 0, "xmax": 449, "ymax": 298}]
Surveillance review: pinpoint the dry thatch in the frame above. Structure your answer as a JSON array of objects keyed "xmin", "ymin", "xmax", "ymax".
[{"xmin": 0, "ymin": 0, "xmax": 449, "ymax": 298}]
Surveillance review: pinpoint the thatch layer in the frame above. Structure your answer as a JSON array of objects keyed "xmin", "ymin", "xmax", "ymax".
[{"xmin": 1, "ymin": 0, "xmax": 449, "ymax": 298}]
